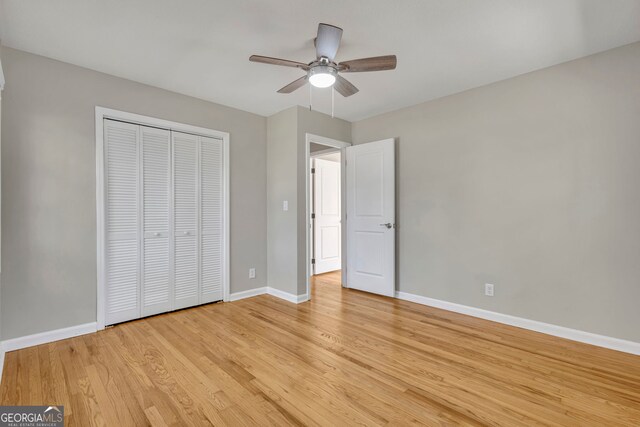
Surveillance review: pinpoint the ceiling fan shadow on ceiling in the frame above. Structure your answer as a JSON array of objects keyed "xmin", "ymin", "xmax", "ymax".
[{"xmin": 249, "ymin": 23, "xmax": 397, "ymax": 97}]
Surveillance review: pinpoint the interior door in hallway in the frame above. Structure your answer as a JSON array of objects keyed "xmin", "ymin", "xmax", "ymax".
[{"xmin": 313, "ymin": 158, "xmax": 341, "ymax": 274}]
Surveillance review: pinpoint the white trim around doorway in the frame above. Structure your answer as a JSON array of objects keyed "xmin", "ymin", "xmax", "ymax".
[{"xmin": 305, "ymin": 133, "xmax": 351, "ymax": 299}]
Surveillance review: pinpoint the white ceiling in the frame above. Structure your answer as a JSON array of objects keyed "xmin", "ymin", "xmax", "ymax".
[{"xmin": 1, "ymin": 0, "xmax": 640, "ymax": 121}]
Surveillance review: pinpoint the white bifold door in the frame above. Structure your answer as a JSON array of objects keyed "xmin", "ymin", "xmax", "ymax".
[
  {"xmin": 346, "ymin": 139, "xmax": 395, "ymax": 297},
  {"xmin": 104, "ymin": 119, "xmax": 223, "ymax": 326}
]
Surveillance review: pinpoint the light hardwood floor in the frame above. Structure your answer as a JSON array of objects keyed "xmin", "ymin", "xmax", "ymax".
[{"xmin": 1, "ymin": 270, "xmax": 640, "ymax": 426}]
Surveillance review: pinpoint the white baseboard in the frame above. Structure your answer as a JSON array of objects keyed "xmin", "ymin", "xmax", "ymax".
[
  {"xmin": 229, "ymin": 287, "xmax": 268, "ymax": 302},
  {"xmin": 268, "ymin": 288, "xmax": 309, "ymax": 304},
  {"xmin": 296, "ymin": 293, "xmax": 310, "ymax": 303},
  {"xmin": 1, "ymin": 322, "xmax": 98, "ymax": 353},
  {"xmin": 395, "ymin": 291, "xmax": 640, "ymax": 356},
  {"xmin": 230, "ymin": 286, "xmax": 308, "ymax": 304}
]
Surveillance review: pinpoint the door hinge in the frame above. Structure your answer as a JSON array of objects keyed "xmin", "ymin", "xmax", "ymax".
[
  {"xmin": 311, "ymin": 168, "xmax": 316, "ymax": 174},
  {"xmin": 311, "ymin": 213, "xmax": 316, "ymax": 219},
  {"xmin": 311, "ymin": 258, "xmax": 316, "ymax": 265}
]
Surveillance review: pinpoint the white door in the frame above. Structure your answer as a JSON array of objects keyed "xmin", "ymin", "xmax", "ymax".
[
  {"xmin": 104, "ymin": 120, "xmax": 140, "ymax": 325},
  {"xmin": 141, "ymin": 126, "xmax": 172, "ymax": 316},
  {"xmin": 346, "ymin": 139, "xmax": 395, "ymax": 297},
  {"xmin": 200, "ymin": 136, "xmax": 224, "ymax": 303},
  {"xmin": 172, "ymin": 131, "xmax": 200, "ymax": 310},
  {"xmin": 313, "ymin": 158, "xmax": 341, "ymax": 274},
  {"xmin": 104, "ymin": 121, "xmax": 225, "ymax": 326},
  {"xmin": 172, "ymin": 132, "xmax": 224, "ymax": 308}
]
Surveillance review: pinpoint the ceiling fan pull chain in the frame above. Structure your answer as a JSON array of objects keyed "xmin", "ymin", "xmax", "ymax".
[{"xmin": 309, "ymin": 83, "xmax": 312, "ymax": 111}]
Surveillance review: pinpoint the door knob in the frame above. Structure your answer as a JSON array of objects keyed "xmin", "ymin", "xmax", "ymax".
[
  {"xmin": 154, "ymin": 232, "xmax": 160, "ymax": 237},
  {"xmin": 183, "ymin": 231, "xmax": 190, "ymax": 235},
  {"xmin": 379, "ymin": 223, "xmax": 394, "ymax": 229}
]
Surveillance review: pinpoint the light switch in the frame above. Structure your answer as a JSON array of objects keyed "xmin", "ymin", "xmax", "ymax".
[{"xmin": 283, "ymin": 200, "xmax": 289, "ymax": 211}]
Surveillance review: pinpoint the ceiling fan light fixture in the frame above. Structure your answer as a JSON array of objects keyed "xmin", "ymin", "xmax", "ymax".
[
  {"xmin": 308, "ymin": 65, "xmax": 337, "ymax": 88},
  {"xmin": 250, "ymin": 23, "xmax": 396, "ymax": 97}
]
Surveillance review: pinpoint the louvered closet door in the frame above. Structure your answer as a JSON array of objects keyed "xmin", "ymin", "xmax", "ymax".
[
  {"xmin": 141, "ymin": 126, "xmax": 172, "ymax": 317},
  {"xmin": 104, "ymin": 120, "xmax": 140, "ymax": 325},
  {"xmin": 200, "ymin": 136, "xmax": 224, "ymax": 303},
  {"xmin": 172, "ymin": 131, "xmax": 200, "ymax": 309}
]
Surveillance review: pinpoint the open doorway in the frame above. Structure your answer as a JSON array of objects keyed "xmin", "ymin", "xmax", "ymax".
[
  {"xmin": 305, "ymin": 134, "xmax": 351, "ymax": 299},
  {"xmin": 311, "ymin": 149, "xmax": 341, "ymax": 277},
  {"xmin": 310, "ymin": 143, "xmax": 343, "ymax": 290},
  {"xmin": 305, "ymin": 134, "xmax": 396, "ymax": 301}
]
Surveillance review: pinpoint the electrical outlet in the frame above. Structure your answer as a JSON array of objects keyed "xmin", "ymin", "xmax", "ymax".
[
  {"xmin": 249, "ymin": 268, "xmax": 256, "ymax": 279},
  {"xmin": 283, "ymin": 200, "xmax": 289, "ymax": 211},
  {"xmin": 485, "ymin": 283, "xmax": 494, "ymax": 297}
]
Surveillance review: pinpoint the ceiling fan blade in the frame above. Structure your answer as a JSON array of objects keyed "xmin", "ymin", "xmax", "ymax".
[
  {"xmin": 338, "ymin": 55, "xmax": 397, "ymax": 72},
  {"xmin": 250, "ymin": 55, "xmax": 309, "ymax": 70},
  {"xmin": 333, "ymin": 75, "xmax": 359, "ymax": 97},
  {"xmin": 315, "ymin": 23, "xmax": 343, "ymax": 60},
  {"xmin": 277, "ymin": 76, "xmax": 308, "ymax": 94}
]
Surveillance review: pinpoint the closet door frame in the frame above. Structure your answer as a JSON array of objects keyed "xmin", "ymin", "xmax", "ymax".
[{"xmin": 96, "ymin": 106, "xmax": 230, "ymax": 330}]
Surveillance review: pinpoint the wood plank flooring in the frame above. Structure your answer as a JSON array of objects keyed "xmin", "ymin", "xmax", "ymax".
[{"xmin": 2, "ymin": 270, "xmax": 640, "ymax": 426}]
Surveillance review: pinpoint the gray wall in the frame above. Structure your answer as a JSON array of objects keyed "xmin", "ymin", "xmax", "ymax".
[
  {"xmin": 1, "ymin": 48, "xmax": 268, "ymax": 339},
  {"xmin": 266, "ymin": 106, "xmax": 350, "ymax": 295},
  {"xmin": 3, "ymin": 40, "xmax": 639, "ymax": 344},
  {"xmin": 266, "ymin": 107, "xmax": 298, "ymax": 295},
  {"xmin": 352, "ymin": 42, "xmax": 640, "ymax": 342}
]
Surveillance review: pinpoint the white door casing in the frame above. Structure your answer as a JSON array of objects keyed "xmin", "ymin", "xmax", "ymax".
[
  {"xmin": 313, "ymin": 158, "xmax": 341, "ymax": 274},
  {"xmin": 304, "ymin": 133, "xmax": 351, "ymax": 300},
  {"xmin": 346, "ymin": 139, "xmax": 395, "ymax": 297}
]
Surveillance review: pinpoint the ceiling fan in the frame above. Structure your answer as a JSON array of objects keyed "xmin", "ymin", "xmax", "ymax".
[{"xmin": 249, "ymin": 23, "xmax": 397, "ymax": 97}]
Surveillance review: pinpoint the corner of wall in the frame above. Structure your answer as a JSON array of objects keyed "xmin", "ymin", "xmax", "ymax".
[
  {"xmin": 0, "ymin": 41, "xmax": 5, "ymax": 91},
  {"xmin": 266, "ymin": 106, "xmax": 300, "ymax": 295},
  {"xmin": 266, "ymin": 104, "xmax": 354, "ymax": 298}
]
